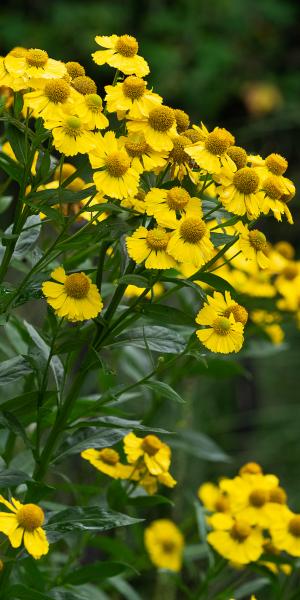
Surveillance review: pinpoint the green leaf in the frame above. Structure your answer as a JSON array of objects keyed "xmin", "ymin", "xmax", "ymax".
[
  {"xmin": 110, "ymin": 577, "xmax": 143, "ymax": 600},
  {"xmin": 0, "ymin": 411, "xmax": 33, "ymax": 449},
  {"xmin": 72, "ymin": 415, "xmax": 171, "ymax": 435},
  {"xmin": 0, "ymin": 152, "xmax": 23, "ymax": 183},
  {"xmin": 63, "ymin": 561, "xmax": 132, "ymax": 585},
  {"xmin": 13, "ymin": 216, "xmax": 41, "ymax": 260},
  {"xmin": 128, "ymin": 493, "xmax": 173, "ymax": 508},
  {"xmin": 54, "ymin": 427, "xmax": 130, "ymax": 461},
  {"xmin": 110, "ymin": 326, "xmax": 186, "ymax": 354},
  {"xmin": 52, "ymin": 585, "xmax": 109, "ymax": 600},
  {"xmin": 140, "ymin": 304, "xmax": 195, "ymax": 327},
  {"xmin": 0, "ymin": 196, "xmax": 13, "ymax": 215},
  {"xmin": 118, "ymin": 274, "xmax": 149, "ymax": 287},
  {"xmin": 6, "ymin": 123, "xmax": 27, "ymax": 164},
  {"xmin": 142, "ymin": 380, "xmax": 185, "ymax": 403},
  {"xmin": 0, "ymin": 468, "xmax": 31, "ymax": 488},
  {"xmin": 210, "ymin": 232, "xmax": 236, "ymax": 247},
  {"xmin": 24, "ymin": 321, "xmax": 64, "ymax": 395},
  {"xmin": 191, "ymin": 272, "xmax": 235, "ymax": 294},
  {"xmin": 171, "ymin": 430, "xmax": 230, "ymax": 462},
  {"xmin": 45, "ymin": 506, "xmax": 142, "ymax": 542},
  {"xmin": 233, "ymin": 577, "xmax": 270, "ymax": 598},
  {"xmin": 6, "ymin": 586, "xmax": 51, "ymax": 600},
  {"xmin": 0, "ymin": 356, "xmax": 32, "ymax": 386}
]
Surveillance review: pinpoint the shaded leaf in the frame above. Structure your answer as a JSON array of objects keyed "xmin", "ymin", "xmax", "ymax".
[
  {"xmin": 143, "ymin": 380, "xmax": 185, "ymax": 403},
  {"xmin": 63, "ymin": 561, "xmax": 132, "ymax": 585},
  {"xmin": 0, "ymin": 469, "xmax": 31, "ymax": 488},
  {"xmin": 110, "ymin": 326, "xmax": 186, "ymax": 354},
  {"xmin": 0, "ymin": 356, "xmax": 32, "ymax": 386},
  {"xmin": 171, "ymin": 430, "xmax": 230, "ymax": 462},
  {"xmin": 54, "ymin": 427, "xmax": 130, "ymax": 461}
]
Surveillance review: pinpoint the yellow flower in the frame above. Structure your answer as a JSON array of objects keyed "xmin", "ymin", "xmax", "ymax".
[
  {"xmin": 23, "ymin": 78, "xmax": 77, "ymax": 120},
  {"xmin": 144, "ymin": 519, "xmax": 184, "ymax": 572},
  {"xmin": 251, "ymin": 311, "xmax": 284, "ymax": 345},
  {"xmin": 185, "ymin": 123, "xmax": 235, "ymax": 173},
  {"xmin": 121, "ymin": 189, "xmax": 147, "ymax": 213},
  {"xmin": 71, "ymin": 75, "xmax": 97, "ymax": 96},
  {"xmin": 0, "ymin": 495, "xmax": 48, "ymax": 560},
  {"xmin": 126, "ymin": 226, "xmax": 177, "ymax": 269},
  {"xmin": 42, "ymin": 266, "xmax": 103, "ymax": 321},
  {"xmin": 0, "ymin": 54, "xmax": 28, "ymax": 91},
  {"xmin": 167, "ymin": 213, "xmax": 214, "ymax": 268},
  {"xmin": 43, "ymin": 110, "xmax": 96, "ymax": 156},
  {"xmin": 89, "ymin": 131, "xmax": 139, "ymax": 199},
  {"xmin": 261, "ymin": 174, "xmax": 294, "ymax": 224},
  {"xmin": 123, "ymin": 433, "xmax": 172, "ymax": 476},
  {"xmin": 168, "ymin": 134, "xmax": 197, "ymax": 182},
  {"xmin": 105, "ymin": 76, "xmax": 162, "ymax": 119},
  {"xmin": 92, "ymin": 34, "xmax": 149, "ymax": 77},
  {"xmin": 208, "ymin": 513, "xmax": 264, "ymax": 565},
  {"xmin": 198, "ymin": 482, "xmax": 230, "ymax": 513},
  {"xmin": 120, "ymin": 133, "xmax": 168, "ymax": 174},
  {"xmin": 196, "ymin": 295, "xmax": 244, "ymax": 354},
  {"xmin": 270, "ymin": 511, "xmax": 300, "ymax": 557},
  {"xmin": 76, "ymin": 93, "xmax": 109, "ymax": 130},
  {"xmin": 124, "ymin": 282, "xmax": 164, "ymax": 300},
  {"xmin": 127, "ymin": 105, "xmax": 177, "ymax": 152},
  {"xmin": 144, "ymin": 186, "xmax": 202, "ymax": 228},
  {"xmin": 81, "ymin": 448, "xmax": 134, "ymax": 479},
  {"xmin": 4, "ymin": 48, "xmax": 66, "ymax": 82},
  {"xmin": 237, "ymin": 223, "xmax": 270, "ymax": 269},
  {"xmin": 137, "ymin": 471, "xmax": 177, "ymax": 495},
  {"xmin": 215, "ymin": 165, "xmax": 264, "ymax": 219},
  {"xmin": 239, "ymin": 462, "xmax": 263, "ymax": 476}
]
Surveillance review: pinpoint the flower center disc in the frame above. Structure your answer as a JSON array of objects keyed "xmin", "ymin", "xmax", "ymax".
[
  {"xmin": 240, "ymin": 462, "xmax": 262, "ymax": 475},
  {"xmin": 230, "ymin": 521, "xmax": 251, "ymax": 542},
  {"xmin": 227, "ymin": 146, "xmax": 247, "ymax": 169},
  {"xmin": 26, "ymin": 48, "xmax": 48, "ymax": 67},
  {"xmin": 233, "ymin": 167, "xmax": 259, "ymax": 194},
  {"xmin": 265, "ymin": 153, "xmax": 288, "ymax": 176},
  {"xmin": 215, "ymin": 496, "xmax": 230, "ymax": 512},
  {"xmin": 64, "ymin": 116, "xmax": 82, "ymax": 136},
  {"xmin": 282, "ymin": 264, "xmax": 298, "ymax": 280},
  {"xmin": 123, "ymin": 76, "xmax": 146, "ymax": 99},
  {"xmin": 99, "ymin": 448, "xmax": 120, "ymax": 465},
  {"xmin": 263, "ymin": 176, "xmax": 283, "ymax": 200},
  {"xmin": 289, "ymin": 516, "xmax": 300, "ymax": 537},
  {"xmin": 66, "ymin": 61, "xmax": 85, "ymax": 79},
  {"xmin": 116, "ymin": 35, "xmax": 139, "ymax": 57},
  {"xmin": 180, "ymin": 218, "xmax": 206, "ymax": 243},
  {"xmin": 146, "ymin": 228, "xmax": 169, "ymax": 251},
  {"xmin": 249, "ymin": 488, "xmax": 268, "ymax": 507},
  {"xmin": 269, "ymin": 487, "xmax": 287, "ymax": 504},
  {"xmin": 167, "ymin": 187, "xmax": 190, "ymax": 210},
  {"xmin": 169, "ymin": 136, "xmax": 190, "ymax": 163},
  {"xmin": 249, "ymin": 230, "xmax": 267, "ymax": 251},
  {"xmin": 17, "ymin": 504, "xmax": 44, "ymax": 531},
  {"xmin": 212, "ymin": 316, "xmax": 231, "ymax": 336},
  {"xmin": 45, "ymin": 79, "xmax": 70, "ymax": 103},
  {"xmin": 72, "ymin": 75, "xmax": 97, "ymax": 95},
  {"xmin": 125, "ymin": 135, "xmax": 148, "ymax": 157},
  {"xmin": 64, "ymin": 273, "xmax": 90, "ymax": 299},
  {"xmin": 86, "ymin": 93, "xmax": 103, "ymax": 111},
  {"xmin": 224, "ymin": 303, "xmax": 248, "ymax": 325},
  {"xmin": 142, "ymin": 434, "xmax": 162, "ymax": 456},
  {"xmin": 148, "ymin": 106, "xmax": 175, "ymax": 132},
  {"xmin": 204, "ymin": 128, "xmax": 233, "ymax": 155},
  {"xmin": 105, "ymin": 151, "xmax": 130, "ymax": 177},
  {"xmin": 162, "ymin": 540, "xmax": 176, "ymax": 553}
]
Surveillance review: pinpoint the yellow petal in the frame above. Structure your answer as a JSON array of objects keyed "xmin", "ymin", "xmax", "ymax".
[{"xmin": 23, "ymin": 528, "xmax": 49, "ymax": 559}]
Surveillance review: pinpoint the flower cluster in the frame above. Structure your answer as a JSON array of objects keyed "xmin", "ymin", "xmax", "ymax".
[
  {"xmin": 199, "ymin": 462, "xmax": 299, "ymax": 570},
  {"xmin": 0, "ymin": 35, "xmax": 296, "ymax": 351},
  {"xmin": 81, "ymin": 432, "xmax": 176, "ymax": 495}
]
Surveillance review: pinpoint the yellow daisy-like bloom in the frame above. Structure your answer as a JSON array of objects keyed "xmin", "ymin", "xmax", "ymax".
[
  {"xmin": 23, "ymin": 78, "xmax": 77, "ymax": 120},
  {"xmin": 196, "ymin": 299, "xmax": 244, "ymax": 354},
  {"xmin": 121, "ymin": 189, "xmax": 147, "ymax": 213},
  {"xmin": 42, "ymin": 266, "xmax": 103, "ymax": 321},
  {"xmin": 4, "ymin": 48, "xmax": 66, "ymax": 82},
  {"xmin": 270, "ymin": 510, "xmax": 300, "ymax": 557},
  {"xmin": 174, "ymin": 109, "xmax": 190, "ymax": 133},
  {"xmin": 237, "ymin": 224, "xmax": 270, "ymax": 269},
  {"xmin": 105, "ymin": 75, "xmax": 162, "ymax": 119},
  {"xmin": 227, "ymin": 145, "xmax": 248, "ymax": 170},
  {"xmin": 92, "ymin": 34, "xmax": 149, "ymax": 77},
  {"xmin": 43, "ymin": 111, "xmax": 96, "ymax": 156},
  {"xmin": 0, "ymin": 495, "xmax": 48, "ymax": 560},
  {"xmin": 136, "ymin": 471, "xmax": 177, "ymax": 496},
  {"xmin": 71, "ymin": 75, "xmax": 97, "ymax": 96},
  {"xmin": 215, "ymin": 165, "xmax": 264, "ymax": 219},
  {"xmin": 220, "ymin": 473, "xmax": 281, "ymax": 528},
  {"xmin": 127, "ymin": 105, "xmax": 177, "ymax": 152},
  {"xmin": 126, "ymin": 226, "xmax": 177, "ymax": 270},
  {"xmin": 168, "ymin": 134, "xmax": 198, "ymax": 182},
  {"xmin": 196, "ymin": 290, "xmax": 248, "ymax": 327},
  {"xmin": 120, "ymin": 133, "xmax": 168, "ymax": 174},
  {"xmin": 89, "ymin": 131, "xmax": 139, "ymax": 200},
  {"xmin": 0, "ymin": 55, "xmax": 27, "ymax": 91},
  {"xmin": 198, "ymin": 482, "xmax": 231, "ymax": 513},
  {"xmin": 123, "ymin": 433, "xmax": 172, "ymax": 476},
  {"xmin": 251, "ymin": 311, "xmax": 284, "ymax": 345},
  {"xmin": 167, "ymin": 213, "xmax": 215, "ymax": 268},
  {"xmin": 185, "ymin": 123, "xmax": 235, "ymax": 174},
  {"xmin": 208, "ymin": 513, "xmax": 264, "ymax": 565},
  {"xmin": 261, "ymin": 174, "xmax": 294, "ymax": 224},
  {"xmin": 144, "ymin": 520, "xmax": 184, "ymax": 572},
  {"xmin": 81, "ymin": 448, "xmax": 134, "ymax": 479},
  {"xmin": 144, "ymin": 186, "xmax": 202, "ymax": 228},
  {"xmin": 239, "ymin": 462, "xmax": 263, "ymax": 476},
  {"xmin": 76, "ymin": 93, "xmax": 109, "ymax": 130},
  {"xmin": 65, "ymin": 61, "xmax": 85, "ymax": 79},
  {"xmin": 125, "ymin": 282, "xmax": 164, "ymax": 300}
]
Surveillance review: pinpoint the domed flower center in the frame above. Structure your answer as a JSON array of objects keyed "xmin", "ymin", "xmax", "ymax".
[
  {"xmin": 227, "ymin": 146, "xmax": 248, "ymax": 169},
  {"xmin": 289, "ymin": 516, "xmax": 300, "ymax": 537},
  {"xmin": 215, "ymin": 496, "xmax": 230, "ymax": 512},
  {"xmin": 141, "ymin": 434, "xmax": 162, "ymax": 456},
  {"xmin": 174, "ymin": 109, "xmax": 190, "ymax": 133},
  {"xmin": 64, "ymin": 272, "xmax": 90, "ymax": 299},
  {"xmin": 10, "ymin": 47, "xmax": 28, "ymax": 58},
  {"xmin": 86, "ymin": 93, "xmax": 103, "ymax": 111},
  {"xmin": 239, "ymin": 462, "xmax": 262, "ymax": 475},
  {"xmin": 233, "ymin": 167, "xmax": 259, "ymax": 194},
  {"xmin": 17, "ymin": 504, "xmax": 44, "ymax": 531},
  {"xmin": 269, "ymin": 487, "xmax": 287, "ymax": 504},
  {"xmin": 212, "ymin": 317, "xmax": 232, "ymax": 336},
  {"xmin": 166, "ymin": 187, "xmax": 190, "ymax": 210},
  {"xmin": 248, "ymin": 230, "xmax": 267, "ymax": 251},
  {"xmin": 99, "ymin": 448, "xmax": 120, "ymax": 465},
  {"xmin": 116, "ymin": 35, "xmax": 139, "ymax": 57},
  {"xmin": 249, "ymin": 488, "xmax": 268, "ymax": 507},
  {"xmin": 263, "ymin": 175, "xmax": 283, "ymax": 200},
  {"xmin": 185, "ymin": 128, "xmax": 205, "ymax": 143},
  {"xmin": 105, "ymin": 151, "xmax": 130, "ymax": 177},
  {"xmin": 148, "ymin": 106, "xmax": 175, "ymax": 132},
  {"xmin": 162, "ymin": 540, "xmax": 176, "ymax": 553},
  {"xmin": 282, "ymin": 264, "xmax": 298, "ymax": 280},
  {"xmin": 26, "ymin": 49, "xmax": 48, "ymax": 67},
  {"xmin": 224, "ymin": 303, "xmax": 248, "ymax": 325},
  {"xmin": 180, "ymin": 218, "xmax": 206, "ymax": 243},
  {"xmin": 146, "ymin": 228, "xmax": 169, "ymax": 251},
  {"xmin": 66, "ymin": 61, "xmax": 85, "ymax": 79},
  {"xmin": 205, "ymin": 128, "xmax": 234, "ymax": 155},
  {"xmin": 64, "ymin": 116, "xmax": 82, "ymax": 136},
  {"xmin": 169, "ymin": 135, "xmax": 190, "ymax": 163},
  {"xmin": 274, "ymin": 241, "xmax": 295, "ymax": 260},
  {"xmin": 123, "ymin": 76, "xmax": 146, "ymax": 99},
  {"xmin": 230, "ymin": 520, "xmax": 251, "ymax": 542},
  {"xmin": 265, "ymin": 153, "xmax": 288, "ymax": 176},
  {"xmin": 125, "ymin": 134, "xmax": 148, "ymax": 157},
  {"xmin": 44, "ymin": 79, "xmax": 70, "ymax": 104},
  {"xmin": 72, "ymin": 75, "xmax": 97, "ymax": 95}
]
